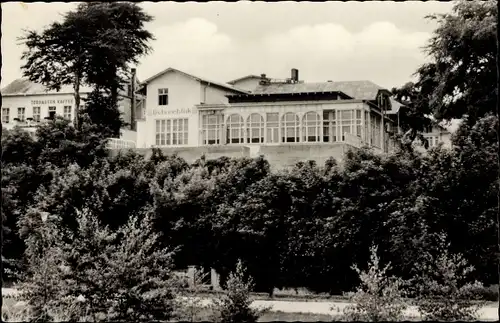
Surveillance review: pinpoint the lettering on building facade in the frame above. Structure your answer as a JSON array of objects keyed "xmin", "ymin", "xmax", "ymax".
[
  {"xmin": 31, "ymin": 99, "xmax": 74, "ymax": 105},
  {"xmin": 148, "ymin": 107, "xmax": 195, "ymax": 117}
]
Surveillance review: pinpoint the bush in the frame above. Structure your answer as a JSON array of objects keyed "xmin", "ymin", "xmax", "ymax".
[
  {"xmin": 210, "ymin": 260, "xmax": 268, "ymax": 323},
  {"xmin": 412, "ymin": 233, "xmax": 486, "ymax": 321},
  {"xmin": 339, "ymin": 245, "xmax": 408, "ymax": 322},
  {"xmin": 17, "ymin": 206, "xmax": 181, "ymax": 322}
]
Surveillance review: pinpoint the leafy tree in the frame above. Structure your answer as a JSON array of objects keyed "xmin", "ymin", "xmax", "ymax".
[
  {"xmin": 73, "ymin": 2, "xmax": 154, "ymax": 108},
  {"xmin": 412, "ymin": 233, "xmax": 486, "ymax": 321},
  {"xmin": 1, "ymin": 127, "xmax": 39, "ymax": 166},
  {"xmin": 16, "ymin": 209, "xmax": 68, "ymax": 322},
  {"xmin": 392, "ymin": 0, "xmax": 496, "ymax": 130},
  {"xmin": 19, "ymin": 160, "xmax": 152, "ymax": 238},
  {"xmin": 2, "ymin": 164, "xmax": 53, "ymax": 282},
  {"xmin": 35, "ymin": 116, "xmax": 108, "ymax": 168},
  {"xmin": 19, "ymin": 2, "xmax": 153, "ymax": 128},
  {"xmin": 17, "ymin": 207, "xmax": 180, "ymax": 322},
  {"xmin": 80, "ymin": 88, "xmax": 125, "ymax": 138},
  {"xmin": 340, "ymin": 245, "xmax": 408, "ymax": 322}
]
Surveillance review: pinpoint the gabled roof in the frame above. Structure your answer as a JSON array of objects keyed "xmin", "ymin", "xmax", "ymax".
[
  {"xmin": 249, "ymin": 80, "xmax": 389, "ymax": 100},
  {"xmin": 227, "ymin": 75, "xmax": 261, "ymax": 85},
  {"xmin": 2, "ymin": 79, "xmax": 94, "ymax": 96},
  {"xmin": 139, "ymin": 67, "xmax": 249, "ymax": 94},
  {"xmin": 386, "ymin": 97, "xmax": 404, "ymax": 114}
]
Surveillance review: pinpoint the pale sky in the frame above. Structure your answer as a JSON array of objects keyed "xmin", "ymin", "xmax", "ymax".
[{"xmin": 2, "ymin": 1, "xmax": 455, "ymax": 90}]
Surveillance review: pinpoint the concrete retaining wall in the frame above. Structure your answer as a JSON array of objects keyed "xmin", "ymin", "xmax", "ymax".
[
  {"xmin": 109, "ymin": 143, "xmax": 357, "ymax": 169},
  {"xmin": 109, "ymin": 145, "xmax": 251, "ymax": 164},
  {"xmin": 258, "ymin": 143, "xmax": 356, "ymax": 170}
]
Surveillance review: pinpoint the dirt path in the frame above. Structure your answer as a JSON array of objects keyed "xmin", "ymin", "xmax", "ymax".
[
  {"xmin": 177, "ymin": 296, "xmax": 498, "ymax": 321},
  {"xmin": 4, "ymin": 289, "xmax": 498, "ymax": 321}
]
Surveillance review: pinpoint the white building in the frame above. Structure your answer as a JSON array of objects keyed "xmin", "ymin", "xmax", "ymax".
[
  {"xmin": 1, "ymin": 78, "xmax": 138, "ymax": 144},
  {"xmin": 132, "ymin": 68, "xmax": 403, "ymax": 168}
]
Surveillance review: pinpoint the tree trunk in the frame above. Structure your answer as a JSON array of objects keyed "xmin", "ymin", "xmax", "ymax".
[{"xmin": 74, "ymin": 73, "xmax": 81, "ymax": 130}]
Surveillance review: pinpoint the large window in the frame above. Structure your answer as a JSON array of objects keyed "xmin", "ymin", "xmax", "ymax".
[
  {"xmin": 1, "ymin": 108, "xmax": 9, "ymax": 123},
  {"xmin": 32, "ymin": 107, "xmax": 41, "ymax": 122},
  {"xmin": 303, "ymin": 111, "xmax": 321, "ymax": 142},
  {"xmin": 247, "ymin": 113, "xmax": 264, "ymax": 143},
  {"xmin": 323, "ymin": 110, "xmax": 336, "ymax": 142},
  {"xmin": 281, "ymin": 112, "xmax": 300, "ymax": 143},
  {"xmin": 370, "ymin": 112, "xmax": 381, "ymax": 148},
  {"xmin": 338, "ymin": 109, "xmax": 362, "ymax": 140},
  {"xmin": 155, "ymin": 118, "xmax": 188, "ymax": 146},
  {"xmin": 226, "ymin": 114, "xmax": 245, "ymax": 144},
  {"xmin": 266, "ymin": 113, "xmax": 279, "ymax": 143},
  {"xmin": 425, "ymin": 135, "xmax": 439, "ymax": 147},
  {"xmin": 158, "ymin": 88, "xmax": 169, "ymax": 106},
  {"xmin": 355, "ymin": 110, "xmax": 362, "ymax": 137},
  {"xmin": 17, "ymin": 107, "xmax": 26, "ymax": 122},
  {"xmin": 202, "ymin": 113, "xmax": 223, "ymax": 145},
  {"xmin": 63, "ymin": 106, "xmax": 72, "ymax": 120}
]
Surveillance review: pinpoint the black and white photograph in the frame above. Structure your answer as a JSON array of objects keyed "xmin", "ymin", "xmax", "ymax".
[{"xmin": 1, "ymin": 0, "xmax": 499, "ymax": 321}]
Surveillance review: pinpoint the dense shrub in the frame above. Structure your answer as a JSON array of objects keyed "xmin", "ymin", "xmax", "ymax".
[
  {"xmin": 17, "ymin": 207, "xmax": 180, "ymax": 322},
  {"xmin": 339, "ymin": 246, "xmax": 408, "ymax": 322},
  {"xmin": 411, "ymin": 233, "xmax": 486, "ymax": 321}
]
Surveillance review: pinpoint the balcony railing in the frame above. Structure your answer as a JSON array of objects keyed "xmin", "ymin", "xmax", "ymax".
[{"xmin": 106, "ymin": 138, "xmax": 136, "ymax": 149}]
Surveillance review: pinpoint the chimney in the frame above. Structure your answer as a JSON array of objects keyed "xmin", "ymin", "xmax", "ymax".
[
  {"xmin": 291, "ymin": 68, "xmax": 299, "ymax": 82},
  {"xmin": 259, "ymin": 74, "xmax": 268, "ymax": 85}
]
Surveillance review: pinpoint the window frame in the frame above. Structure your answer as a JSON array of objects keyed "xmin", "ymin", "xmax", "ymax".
[
  {"xmin": 155, "ymin": 118, "xmax": 188, "ymax": 146},
  {"xmin": 63, "ymin": 106, "xmax": 72, "ymax": 121},
  {"xmin": 158, "ymin": 88, "xmax": 169, "ymax": 106},
  {"xmin": 226, "ymin": 114, "xmax": 245, "ymax": 144},
  {"xmin": 2, "ymin": 108, "xmax": 10, "ymax": 124},
  {"xmin": 266, "ymin": 113, "xmax": 280, "ymax": 144},
  {"xmin": 303, "ymin": 111, "xmax": 321, "ymax": 142},
  {"xmin": 201, "ymin": 113, "xmax": 223, "ymax": 145},
  {"xmin": 17, "ymin": 107, "xmax": 26, "ymax": 122},
  {"xmin": 247, "ymin": 113, "xmax": 264, "ymax": 144},
  {"xmin": 32, "ymin": 107, "xmax": 41, "ymax": 122},
  {"xmin": 281, "ymin": 112, "xmax": 300, "ymax": 143}
]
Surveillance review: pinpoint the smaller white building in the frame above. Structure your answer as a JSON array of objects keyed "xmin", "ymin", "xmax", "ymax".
[{"xmin": 1, "ymin": 78, "xmax": 137, "ymax": 144}]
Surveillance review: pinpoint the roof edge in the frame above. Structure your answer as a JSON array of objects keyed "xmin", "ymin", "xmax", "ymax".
[{"xmin": 140, "ymin": 67, "xmax": 248, "ymax": 94}]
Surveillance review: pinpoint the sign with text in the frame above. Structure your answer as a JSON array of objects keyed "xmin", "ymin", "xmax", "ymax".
[
  {"xmin": 31, "ymin": 99, "xmax": 74, "ymax": 105},
  {"xmin": 148, "ymin": 107, "xmax": 195, "ymax": 117}
]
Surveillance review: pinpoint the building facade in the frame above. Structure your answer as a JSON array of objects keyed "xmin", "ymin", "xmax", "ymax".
[
  {"xmin": 1, "ymin": 78, "xmax": 138, "ymax": 144},
  {"xmin": 135, "ymin": 68, "xmax": 249, "ymax": 149},
  {"xmin": 131, "ymin": 68, "xmax": 405, "ymax": 168}
]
